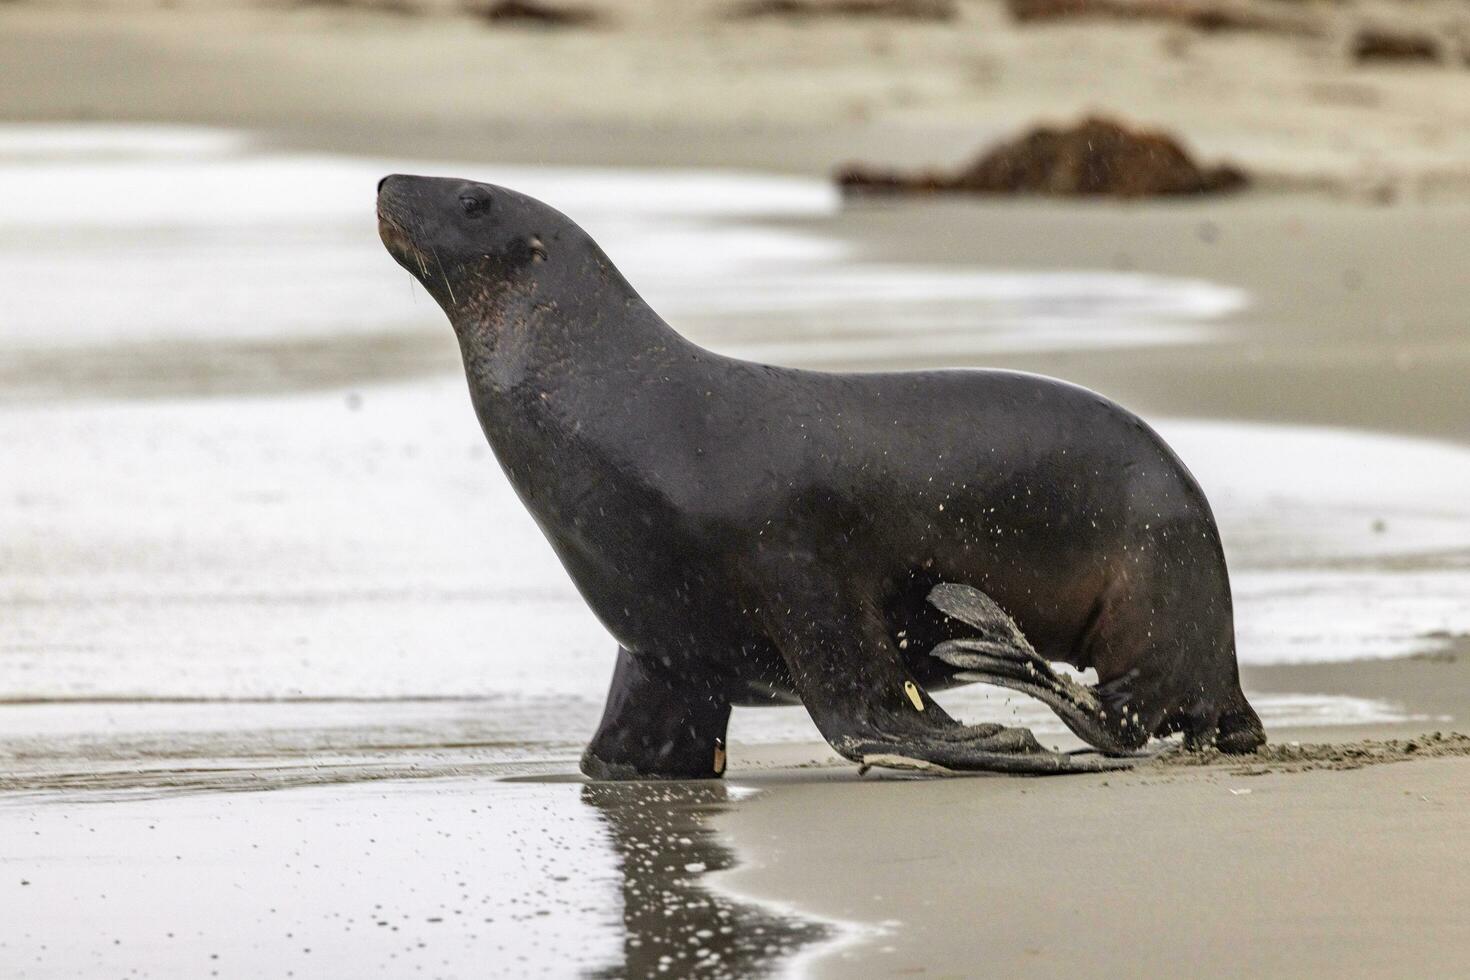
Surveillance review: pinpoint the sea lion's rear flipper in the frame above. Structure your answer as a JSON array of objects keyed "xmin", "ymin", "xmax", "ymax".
[
  {"xmin": 927, "ymin": 583, "xmax": 1150, "ymax": 757},
  {"xmin": 753, "ymin": 553, "xmax": 1145, "ymax": 776}
]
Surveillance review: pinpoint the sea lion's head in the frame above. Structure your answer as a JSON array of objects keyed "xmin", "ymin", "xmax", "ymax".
[{"xmin": 376, "ymin": 174, "xmax": 577, "ymax": 322}]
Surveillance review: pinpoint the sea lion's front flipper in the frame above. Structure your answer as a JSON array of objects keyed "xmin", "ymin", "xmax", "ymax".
[
  {"xmin": 853, "ymin": 737, "xmax": 1140, "ymax": 775},
  {"xmin": 581, "ymin": 647, "xmax": 732, "ymax": 781},
  {"xmin": 927, "ymin": 584, "xmax": 1150, "ymax": 758}
]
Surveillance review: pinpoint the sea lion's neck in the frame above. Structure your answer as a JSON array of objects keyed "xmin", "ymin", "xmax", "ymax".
[
  {"xmin": 451, "ymin": 269, "xmax": 701, "ymax": 484},
  {"xmin": 453, "ymin": 270, "xmax": 691, "ymax": 400}
]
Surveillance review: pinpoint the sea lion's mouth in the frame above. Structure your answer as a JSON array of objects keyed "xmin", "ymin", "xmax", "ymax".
[
  {"xmin": 376, "ymin": 205, "xmax": 432, "ymax": 279},
  {"xmin": 375, "ymin": 204, "xmax": 412, "ymax": 251}
]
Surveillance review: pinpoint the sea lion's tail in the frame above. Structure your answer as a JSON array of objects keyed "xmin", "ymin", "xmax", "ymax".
[{"xmin": 924, "ymin": 583, "xmax": 1151, "ymax": 757}]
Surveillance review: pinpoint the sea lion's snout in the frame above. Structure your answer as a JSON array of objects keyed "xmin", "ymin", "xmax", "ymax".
[
  {"xmin": 375, "ymin": 172, "xmax": 408, "ymax": 210},
  {"xmin": 375, "ymin": 174, "xmax": 424, "ymax": 230}
]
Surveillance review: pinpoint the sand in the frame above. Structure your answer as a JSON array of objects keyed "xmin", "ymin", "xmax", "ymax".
[
  {"xmin": 720, "ymin": 753, "xmax": 1470, "ymax": 978},
  {"xmin": 4, "ymin": 0, "xmax": 1470, "ymax": 188},
  {"xmin": 826, "ymin": 196, "xmax": 1470, "ymax": 443},
  {"xmin": 3, "ymin": 4, "xmax": 1469, "ymax": 977}
]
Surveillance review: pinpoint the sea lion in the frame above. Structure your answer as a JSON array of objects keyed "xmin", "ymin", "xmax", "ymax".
[{"xmin": 376, "ymin": 173, "xmax": 1266, "ymax": 778}]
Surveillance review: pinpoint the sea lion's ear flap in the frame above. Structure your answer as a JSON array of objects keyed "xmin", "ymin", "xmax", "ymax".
[{"xmin": 927, "ymin": 583, "xmax": 1029, "ymax": 650}]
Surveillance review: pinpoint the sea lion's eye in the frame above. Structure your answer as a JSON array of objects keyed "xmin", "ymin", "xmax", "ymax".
[{"xmin": 460, "ymin": 194, "xmax": 490, "ymax": 217}]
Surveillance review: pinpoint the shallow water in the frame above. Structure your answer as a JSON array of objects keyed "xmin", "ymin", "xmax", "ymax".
[
  {"xmin": 1, "ymin": 775, "xmax": 843, "ymax": 979},
  {"xmin": 2, "ymin": 124, "xmax": 1468, "ymax": 976},
  {"xmin": 0, "ymin": 124, "xmax": 1239, "ymax": 356}
]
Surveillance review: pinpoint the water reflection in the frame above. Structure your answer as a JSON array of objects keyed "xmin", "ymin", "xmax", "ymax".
[{"xmin": 580, "ymin": 781, "xmax": 830, "ymax": 979}]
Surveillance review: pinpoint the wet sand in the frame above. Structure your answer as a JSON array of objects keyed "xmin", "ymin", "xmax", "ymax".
[
  {"xmin": 825, "ymin": 197, "xmax": 1470, "ymax": 443},
  {"xmin": 2, "ymin": 6, "xmax": 1469, "ymax": 977},
  {"xmin": 720, "ymin": 751, "xmax": 1470, "ymax": 978}
]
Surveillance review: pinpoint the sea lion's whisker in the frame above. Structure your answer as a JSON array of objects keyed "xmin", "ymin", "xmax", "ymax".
[
  {"xmin": 404, "ymin": 211, "xmax": 434, "ymax": 283},
  {"xmin": 430, "ymin": 245, "xmax": 457, "ymax": 305}
]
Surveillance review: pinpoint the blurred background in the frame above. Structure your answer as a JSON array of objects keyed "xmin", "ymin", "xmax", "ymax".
[{"xmin": 2, "ymin": 0, "xmax": 1468, "ymax": 974}]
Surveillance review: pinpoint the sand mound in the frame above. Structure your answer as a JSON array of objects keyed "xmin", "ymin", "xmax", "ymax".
[
  {"xmin": 472, "ymin": 0, "xmax": 602, "ymax": 26},
  {"xmin": 836, "ymin": 116, "xmax": 1248, "ymax": 198},
  {"xmin": 1007, "ymin": 0, "xmax": 1320, "ymax": 37},
  {"xmin": 728, "ymin": 0, "xmax": 956, "ymax": 21},
  {"xmin": 1351, "ymin": 27, "xmax": 1442, "ymax": 64}
]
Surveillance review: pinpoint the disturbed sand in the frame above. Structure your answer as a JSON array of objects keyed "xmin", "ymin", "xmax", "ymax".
[{"xmin": 2, "ymin": 5, "xmax": 1469, "ymax": 977}]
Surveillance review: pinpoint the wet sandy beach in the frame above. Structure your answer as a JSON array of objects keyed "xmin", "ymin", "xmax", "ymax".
[
  {"xmin": 3, "ymin": 125, "xmax": 1467, "ymax": 976},
  {"xmin": 3, "ymin": 8, "xmax": 1470, "ymax": 974}
]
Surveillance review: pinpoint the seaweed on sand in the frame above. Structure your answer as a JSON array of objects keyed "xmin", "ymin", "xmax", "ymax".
[{"xmin": 836, "ymin": 116, "xmax": 1248, "ymax": 199}]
